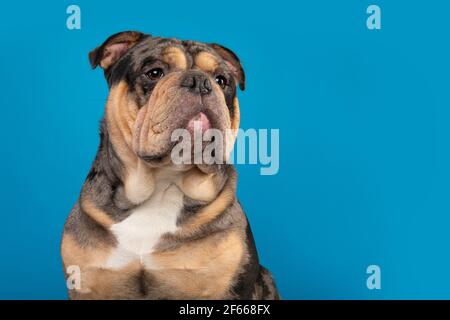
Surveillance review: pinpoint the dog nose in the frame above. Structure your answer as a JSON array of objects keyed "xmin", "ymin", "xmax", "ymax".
[{"xmin": 180, "ymin": 72, "xmax": 212, "ymax": 95}]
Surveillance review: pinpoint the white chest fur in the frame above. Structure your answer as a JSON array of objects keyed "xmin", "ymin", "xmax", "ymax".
[{"xmin": 106, "ymin": 180, "xmax": 184, "ymax": 269}]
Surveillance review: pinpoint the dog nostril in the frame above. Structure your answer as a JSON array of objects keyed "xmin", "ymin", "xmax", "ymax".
[
  {"xmin": 181, "ymin": 75, "xmax": 196, "ymax": 89},
  {"xmin": 202, "ymin": 78, "xmax": 212, "ymax": 93}
]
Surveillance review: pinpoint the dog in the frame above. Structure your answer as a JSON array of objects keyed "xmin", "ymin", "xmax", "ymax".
[{"xmin": 61, "ymin": 31, "xmax": 279, "ymax": 300}]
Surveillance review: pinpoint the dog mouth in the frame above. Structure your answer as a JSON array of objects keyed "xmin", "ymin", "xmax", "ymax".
[
  {"xmin": 186, "ymin": 112, "xmax": 211, "ymax": 134},
  {"xmin": 137, "ymin": 110, "xmax": 221, "ymax": 165}
]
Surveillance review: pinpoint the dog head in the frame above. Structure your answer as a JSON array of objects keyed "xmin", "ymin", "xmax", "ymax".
[{"xmin": 89, "ymin": 31, "xmax": 244, "ymax": 171}]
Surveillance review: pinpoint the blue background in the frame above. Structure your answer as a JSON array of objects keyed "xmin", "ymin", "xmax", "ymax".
[{"xmin": 0, "ymin": 0, "xmax": 449, "ymax": 299}]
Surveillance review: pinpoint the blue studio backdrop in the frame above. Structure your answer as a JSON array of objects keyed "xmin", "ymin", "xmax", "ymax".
[{"xmin": 0, "ymin": 1, "xmax": 449, "ymax": 299}]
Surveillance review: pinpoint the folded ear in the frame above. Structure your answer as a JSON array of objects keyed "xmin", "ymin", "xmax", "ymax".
[
  {"xmin": 89, "ymin": 31, "xmax": 148, "ymax": 70},
  {"xmin": 209, "ymin": 43, "xmax": 246, "ymax": 91}
]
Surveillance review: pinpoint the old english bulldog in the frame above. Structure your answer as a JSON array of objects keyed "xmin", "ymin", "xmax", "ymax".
[{"xmin": 61, "ymin": 31, "xmax": 279, "ymax": 300}]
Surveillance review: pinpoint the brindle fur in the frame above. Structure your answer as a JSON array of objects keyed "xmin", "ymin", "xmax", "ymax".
[{"xmin": 61, "ymin": 31, "xmax": 279, "ymax": 300}]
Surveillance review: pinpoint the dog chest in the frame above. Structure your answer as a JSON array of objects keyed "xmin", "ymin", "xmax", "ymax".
[{"xmin": 106, "ymin": 183, "xmax": 183, "ymax": 268}]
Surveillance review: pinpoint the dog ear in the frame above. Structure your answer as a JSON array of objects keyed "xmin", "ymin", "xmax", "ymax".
[
  {"xmin": 89, "ymin": 31, "xmax": 148, "ymax": 70},
  {"xmin": 209, "ymin": 43, "xmax": 245, "ymax": 91}
]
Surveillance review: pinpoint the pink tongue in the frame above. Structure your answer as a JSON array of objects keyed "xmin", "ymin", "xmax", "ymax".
[{"xmin": 187, "ymin": 112, "xmax": 211, "ymax": 133}]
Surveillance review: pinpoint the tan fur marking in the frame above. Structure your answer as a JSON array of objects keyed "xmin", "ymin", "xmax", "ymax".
[
  {"xmin": 151, "ymin": 231, "xmax": 244, "ymax": 299},
  {"xmin": 61, "ymin": 234, "xmax": 106, "ymax": 268},
  {"xmin": 61, "ymin": 234, "xmax": 112, "ymax": 296},
  {"xmin": 195, "ymin": 51, "xmax": 219, "ymax": 73},
  {"xmin": 178, "ymin": 168, "xmax": 236, "ymax": 235},
  {"xmin": 62, "ymin": 234, "xmax": 148, "ymax": 299},
  {"xmin": 177, "ymin": 168, "xmax": 221, "ymax": 202},
  {"xmin": 124, "ymin": 158, "xmax": 156, "ymax": 204},
  {"xmin": 80, "ymin": 198, "xmax": 115, "ymax": 227},
  {"xmin": 106, "ymin": 81, "xmax": 139, "ymax": 168},
  {"xmin": 232, "ymin": 97, "xmax": 240, "ymax": 132},
  {"xmin": 162, "ymin": 47, "xmax": 187, "ymax": 70},
  {"xmin": 224, "ymin": 97, "xmax": 241, "ymax": 159}
]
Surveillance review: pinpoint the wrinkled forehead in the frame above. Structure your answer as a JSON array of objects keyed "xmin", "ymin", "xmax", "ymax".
[{"xmin": 129, "ymin": 37, "xmax": 224, "ymax": 72}]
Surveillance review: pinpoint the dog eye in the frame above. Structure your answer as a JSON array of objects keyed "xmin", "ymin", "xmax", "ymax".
[
  {"xmin": 145, "ymin": 68, "xmax": 164, "ymax": 80},
  {"xmin": 215, "ymin": 75, "xmax": 227, "ymax": 88}
]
